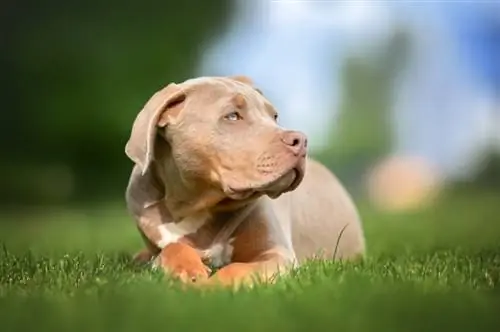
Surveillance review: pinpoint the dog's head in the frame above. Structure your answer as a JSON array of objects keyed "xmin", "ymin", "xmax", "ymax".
[{"xmin": 125, "ymin": 76, "xmax": 307, "ymax": 201}]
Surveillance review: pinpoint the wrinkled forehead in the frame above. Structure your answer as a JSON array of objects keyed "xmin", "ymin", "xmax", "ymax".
[{"xmin": 181, "ymin": 77, "xmax": 272, "ymax": 111}]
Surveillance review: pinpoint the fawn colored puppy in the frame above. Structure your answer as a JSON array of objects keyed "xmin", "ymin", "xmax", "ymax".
[{"xmin": 125, "ymin": 75, "xmax": 366, "ymax": 287}]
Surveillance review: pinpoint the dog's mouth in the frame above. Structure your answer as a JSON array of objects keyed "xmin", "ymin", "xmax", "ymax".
[
  {"xmin": 263, "ymin": 167, "xmax": 302, "ymax": 199},
  {"xmin": 223, "ymin": 160, "xmax": 305, "ymax": 200}
]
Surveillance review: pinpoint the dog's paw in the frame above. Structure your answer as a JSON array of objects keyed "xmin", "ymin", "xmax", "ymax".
[
  {"xmin": 195, "ymin": 263, "xmax": 261, "ymax": 290},
  {"xmin": 156, "ymin": 242, "xmax": 211, "ymax": 283}
]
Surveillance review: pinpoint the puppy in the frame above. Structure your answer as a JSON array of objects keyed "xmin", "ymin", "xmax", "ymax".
[{"xmin": 124, "ymin": 76, "xmax": 366, "ymax": 287}]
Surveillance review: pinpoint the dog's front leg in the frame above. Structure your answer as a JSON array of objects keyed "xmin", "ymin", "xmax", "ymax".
[
  {"xmin": 204, "ymin": 250, "xmax": 291, "ymax": 288},
  {"xmin": 201, "ymin": 206, "xmax": 296, "ymax": 289},
  {"xmin": 155, "ymin": 242, "xmax": 212, "ymax": 283}
]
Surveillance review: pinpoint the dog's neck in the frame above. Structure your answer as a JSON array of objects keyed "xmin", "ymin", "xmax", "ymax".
[
  {"xmin": 153, "ymin": 161, "xmax": 217, "ymax": 218},
  {"xmin": 152, "ymin": 138, "xmax": 263, "ymax": 223},
  {"xmin": 153, "ymin": 163, "xmax": 265, "ymax": 230}
]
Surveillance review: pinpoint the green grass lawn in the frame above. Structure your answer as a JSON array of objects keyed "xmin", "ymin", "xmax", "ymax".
[{"xmin": 1, "ymin": 189, "xmax": 500, "ymax": 331}]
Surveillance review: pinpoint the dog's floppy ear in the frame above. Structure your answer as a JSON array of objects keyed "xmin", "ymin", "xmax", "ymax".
[
  {"xmin": 125, "ymin": 83, "xmax": 186, "ymax": 175},
  {"xmin": 228, "ymin": 75, "xmax": 263, "ymax": 95}
]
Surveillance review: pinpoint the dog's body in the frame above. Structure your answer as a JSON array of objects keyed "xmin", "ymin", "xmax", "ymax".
[
  {"xmin": 273, "ymin": 158, "xmax": 365, "ymax": 262},
  {"xmin": 125, "ymin": 76, "xmax": 365, "ymax": 286}
]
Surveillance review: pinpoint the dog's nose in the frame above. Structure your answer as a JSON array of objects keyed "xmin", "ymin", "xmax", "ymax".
[{"xmin": 281, "ymin": 130, "xmax": 308, "ymax": 156}]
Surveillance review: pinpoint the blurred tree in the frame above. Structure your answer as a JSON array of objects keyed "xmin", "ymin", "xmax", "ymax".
[
  {"xmin": 0, "ymin": 0, "xmax": 233, "ymax": 207},
  {"xmin": 466, "ymin": 148, "xmax": 500, "ymax": 191},
  {"xmin": 314, "ymin": 27, "xmax": 411, "ymax": 195}
]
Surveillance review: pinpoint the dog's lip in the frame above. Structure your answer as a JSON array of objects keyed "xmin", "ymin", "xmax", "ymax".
[
  {"xmin": 266, "ymin": 167, "xmax": 304, "ymax": 196},
  {"xmin": 225, "ymin": 166, "xmax": 303, "ymax": 200},
  {"xmin": 265, "ymin": 168, "xmax": 299, "ymax": 199},
  {"xmin": 287, "ymin": 168, "xmax": 303, "ymax": 191}
]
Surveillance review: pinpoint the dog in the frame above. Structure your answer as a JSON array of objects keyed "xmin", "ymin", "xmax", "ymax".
[{"xmin": 124, "ymin": 75, "xmax": 366, "ymax": 287}]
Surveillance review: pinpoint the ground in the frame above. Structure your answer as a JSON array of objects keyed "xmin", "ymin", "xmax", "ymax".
[{"xmin": 1, "ymin": 188, "xmax": 499, "ymax": 331}]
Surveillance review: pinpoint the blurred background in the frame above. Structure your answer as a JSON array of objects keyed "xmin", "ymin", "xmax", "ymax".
[{"xmin": 1, "ymin": 0, "xmax": 499, "ymax": 254}]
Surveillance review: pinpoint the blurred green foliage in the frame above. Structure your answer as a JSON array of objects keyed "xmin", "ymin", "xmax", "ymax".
[
  {"xmin": 315, "ymin": 28, "xmax": 411, "ymax": 194},
  {"xmin": 1, "ymin": 0, "xmax": 232, "ymax": 206}
]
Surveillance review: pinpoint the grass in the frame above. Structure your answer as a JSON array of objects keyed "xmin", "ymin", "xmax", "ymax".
[{"xmin": 1, "ymin": 188, "xmax": 500, "ymax": 331}]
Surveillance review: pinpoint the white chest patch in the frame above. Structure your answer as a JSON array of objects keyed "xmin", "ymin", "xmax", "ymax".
[
  {"xmin": 156, "ymin": 213, "xmax": 208, "ymax": 249},
  {"xmin": 201, "ymin": 238, "xmax": 235, "ymax": 269}
]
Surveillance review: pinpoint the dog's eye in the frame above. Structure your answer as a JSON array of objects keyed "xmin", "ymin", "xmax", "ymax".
[
  {"xmin": 224, "ymin": 111, "xmax": 242, "ymax": 121},
  {"xmin": 273, "ymin": 113, "xmax": 279, "ymax": 121}
]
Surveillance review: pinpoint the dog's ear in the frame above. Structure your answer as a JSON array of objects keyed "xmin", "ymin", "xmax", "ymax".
[
  {"xmin": 125, "ymin": 83, "xmax": 186, "ymax": 175},
  {"xmin": 229, "ymin": 75, "xmax": 254, "ymax": 86},
  {"xmin": 228, "ymin": 75, "xmax": 263, "ymax": 95}
]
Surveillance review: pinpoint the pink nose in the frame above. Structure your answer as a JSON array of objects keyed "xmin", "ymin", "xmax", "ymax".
[{"xmin": 281, "ymin": 130, "xmax": 308, "ymax": 156}]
